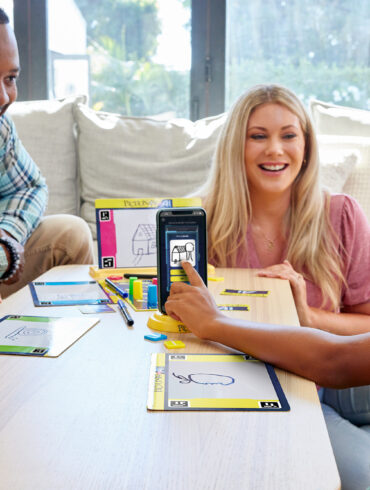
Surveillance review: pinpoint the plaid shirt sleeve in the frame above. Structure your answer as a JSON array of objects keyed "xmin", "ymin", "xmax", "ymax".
[{"xmin": 0, "ymin": 114, "xmax": 48, "ymax": 244}]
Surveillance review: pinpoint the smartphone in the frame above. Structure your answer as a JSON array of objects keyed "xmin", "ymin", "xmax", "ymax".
[{"xmin": 156, "ymin": 207, "xmax": 208, "ymax": 314}]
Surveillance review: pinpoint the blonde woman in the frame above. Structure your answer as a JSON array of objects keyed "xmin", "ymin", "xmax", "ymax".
[
  {"xmin": 176, "ymin": 85, "xmax": 370, "ymax": 489},
  {"xmin": 203, "ymin": 84, "xmax": 369, "ymax": 333}
]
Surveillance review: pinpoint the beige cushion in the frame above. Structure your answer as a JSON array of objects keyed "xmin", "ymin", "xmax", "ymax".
[
  {"xmin": 310, "ymin": 99, "xmax": 370, "ymax": 137},
  {"xmin": 74, "ymin": 103, "xmax": 226, "ymax": 237},
  {"xmin": 8, "ymin": 95, "xmax": 87, "ymax": 216},
  {"xmin": 319, "ymin": 149, "xmax": 358, "ymax": 194},
  {"xmin": 317, "ymin": 135, "xmax": 370, "ymax": 220},
  {"xmin": 310, "ymin": 99, "xmax": 370, "ymax": 221}
]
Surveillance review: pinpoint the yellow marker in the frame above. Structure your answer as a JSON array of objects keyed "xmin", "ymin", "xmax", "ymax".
[
  {"xmin": 164, "ymin": 340, "xmax": 185, "ymax": 349},
  {"xmin": 133, "ymin": 279, "xmax": 143, "ymax": 300},
  {"xmin": 208, "ymin": 276, "xmax": 224, "ymax": 282}
]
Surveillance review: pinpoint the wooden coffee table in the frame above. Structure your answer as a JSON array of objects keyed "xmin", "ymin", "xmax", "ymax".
[{"xmin": 0, "ymin": 265, "xmax": 340, "ymax": 489}]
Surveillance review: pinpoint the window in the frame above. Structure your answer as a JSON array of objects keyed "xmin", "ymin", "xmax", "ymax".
[
  {"xmin": 226, "ymin": 0, "xmax": 370, "ymax": 110},
  {"xmin": 49, "ymin": 0, "xmax": 191, "ymax": 117},
  {"xmin": 11, "ymin": 0, "xmax": 370, "ymax": 116},
  {"xmin": 48, "ymin": 0, "xmax": 90, "ymax": 99}
]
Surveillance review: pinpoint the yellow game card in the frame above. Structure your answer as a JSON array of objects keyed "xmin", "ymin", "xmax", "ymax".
[{"xmin": 147, "ymin": 353, "xmax": 289, "ymax": 411}]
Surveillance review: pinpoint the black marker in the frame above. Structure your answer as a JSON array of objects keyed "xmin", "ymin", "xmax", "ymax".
[
  {"xmin": 123, "ymin": 273, "xmax": 157, "ymax": 279},
  {"xmin": 117, "ymin": 299, "xmax": 134, "ymax": 326}
]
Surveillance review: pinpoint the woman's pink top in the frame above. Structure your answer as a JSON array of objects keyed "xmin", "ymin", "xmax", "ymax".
[{"xmin": 236, "ymin": 194, "xmax": 370, "ymax": 310}]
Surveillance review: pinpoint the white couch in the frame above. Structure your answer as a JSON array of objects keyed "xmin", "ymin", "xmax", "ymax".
[{"xmin": 7, "ymin": 95, "xmax": 370, "ymax": 256}]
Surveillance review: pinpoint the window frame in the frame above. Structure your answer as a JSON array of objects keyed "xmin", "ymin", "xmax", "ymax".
[
  {"xmin": 14, "ymin": 0, "xmax": 49, "ymax": 101},
  {"xmin": 13, "ymin": 0, "xmax": 227, "ymax": 120},
  {"xmin": 191, "ymin": 0, "xmax": 226, "ymax": 120},
  {"xmin": 13, "ymin": 1, "xmax": 370, "ymax": 119}
]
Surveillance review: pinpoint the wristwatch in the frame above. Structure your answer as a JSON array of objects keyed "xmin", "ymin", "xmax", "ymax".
[
  {"xmin": 0, "ymin": 237, "xmax": 21, "ymax": 281},
  {"xmin": 0, "ymin": 244, "xmax": 9, "ymax": 278}
]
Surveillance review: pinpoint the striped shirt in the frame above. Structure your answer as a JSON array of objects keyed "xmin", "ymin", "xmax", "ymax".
[{"xmin": 0, "ymin": 114, "xmax": 48, "ymax": 244}]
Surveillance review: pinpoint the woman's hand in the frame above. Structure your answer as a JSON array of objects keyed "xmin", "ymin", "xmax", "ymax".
[
  {"xmin": 165, "ymin": 261, "xmax": 224, "ymax": 339},
  {"xmin": 257, "ymin": 260, "xmax": 312, "ymax": 326}
]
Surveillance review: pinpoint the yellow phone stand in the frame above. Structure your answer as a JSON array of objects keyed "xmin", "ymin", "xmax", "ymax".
[{"xmin": 147, "ymin": 312, "xmax": 190, "ymax": 333}]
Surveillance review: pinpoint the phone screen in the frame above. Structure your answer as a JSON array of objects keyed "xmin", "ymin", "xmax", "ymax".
[{"xmin": 157, "ymin": 208, "xmax": 207, "ymax": 313}]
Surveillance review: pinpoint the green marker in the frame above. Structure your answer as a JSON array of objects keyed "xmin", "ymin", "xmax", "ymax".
[{"xmin": 129, "ymin": 276, "xmax": 138, "ymax": 299}]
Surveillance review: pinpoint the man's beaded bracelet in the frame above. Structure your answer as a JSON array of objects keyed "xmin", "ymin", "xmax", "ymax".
[{"xmin": 0, "ymin": 237, "xmax": 21, "ymax": 281}]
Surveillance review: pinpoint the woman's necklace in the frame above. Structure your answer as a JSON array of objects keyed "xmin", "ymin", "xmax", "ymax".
[
  {"xmin": 251, "ymin": 225, "xmax": 280, "ymax": 251},
  {"xmin": 262, "ymin": 233, "xmax": 276, "ymax": 250}
]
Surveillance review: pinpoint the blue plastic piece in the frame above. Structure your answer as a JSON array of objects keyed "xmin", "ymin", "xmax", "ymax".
[
  {"xmin": 147, "ymin": 284, "xmax": 158, "ymax": 309},
  {"xmin": 144, "ymin": 333, "xmax": 167, "ymax": 342}
]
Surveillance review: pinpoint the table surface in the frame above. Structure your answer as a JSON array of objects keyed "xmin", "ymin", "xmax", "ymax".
[{"xmin": 0, "ymin": 265, "xmax": 340, "ymax": 490}]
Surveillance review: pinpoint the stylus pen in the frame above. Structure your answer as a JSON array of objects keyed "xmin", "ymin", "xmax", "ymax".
[
  {"xmin": 123, "ymin": 273, "xmax": 157, "ymax": 279},
  {"xmin": 117, "ymin": 299, "xmax": 134, "ymax": 326},
  {"xmin": 105, "ymin": 278, "xmax": 128, "ymax": 299}
]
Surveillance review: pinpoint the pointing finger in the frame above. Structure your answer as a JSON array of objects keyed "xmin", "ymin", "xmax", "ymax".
[{"xmin": 181, "ymin": 261, "xmax": 205, "ymax": 288}]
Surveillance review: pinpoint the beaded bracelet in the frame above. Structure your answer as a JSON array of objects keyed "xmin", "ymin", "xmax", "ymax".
[{"xmin": 0, "ymin": 237, "xmax": 21, "ymax": 281}]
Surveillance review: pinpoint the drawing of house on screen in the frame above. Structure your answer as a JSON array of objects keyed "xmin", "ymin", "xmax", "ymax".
[
  {"xmin": 171, "ymin": 242, "xmax": 195, "ymax": 264},
  {"xmin": 132, "ymin": 224, "xmax": 156, "ymax": 257}
]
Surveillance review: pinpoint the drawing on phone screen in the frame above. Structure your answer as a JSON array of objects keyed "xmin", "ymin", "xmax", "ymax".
[{"xmin": 170, "ymin": 240, "xmax": 195, "ymax": 266}]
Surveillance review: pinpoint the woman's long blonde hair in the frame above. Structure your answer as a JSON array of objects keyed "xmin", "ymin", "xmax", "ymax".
[{"xmin": 203, "ymin": 84, "xmax": 344, "ymax": 310}]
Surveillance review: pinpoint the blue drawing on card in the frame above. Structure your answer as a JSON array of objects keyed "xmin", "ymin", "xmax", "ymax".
[
  {"xmin": 132, "ymin": 224, "xmax": 156, "ymax": 265},
  {"xmin": 172, "ymin": 372, "xmax": 235, "ymax": 386},
  {"xmin": 6, "ymin": 327, "xmax": 48, "ymax": 341}
]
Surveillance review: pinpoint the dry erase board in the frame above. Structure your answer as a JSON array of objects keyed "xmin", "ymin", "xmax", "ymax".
[
  {"xmin": 95, "ymin": 197, "xmax": 201, "ymax": 269},
  {"xmin": 147, "ymin": 353, "xmax": 290, "ymax": 411},
  {"xmin": 29, "ymin": 281, "xmax": 110, "ymax": 306},
  {"xmin": 0, "ymin": 315, "xmax": 99, "ymax": 357}
]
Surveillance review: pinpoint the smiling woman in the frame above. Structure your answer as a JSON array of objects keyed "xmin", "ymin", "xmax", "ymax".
[
  {"xmin": 197, "ymin": 83, "xmax": 370, "ymax": 490},
  {"xmin": 244, "ymin": 103, "xmax": 306, "ymax": 207},
  {"xmin": 203, "ymin": 84, "xmax": 370, "ymax": 328}
]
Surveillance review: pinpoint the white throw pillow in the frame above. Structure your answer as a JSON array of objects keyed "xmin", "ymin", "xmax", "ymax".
[
  {"xmin": 319, "ymin": 152, "xmax": 358, "ymax": 194},
  {"xmin": 317, "ymin": 135, "xmax": 370, "ymax": 221},
  {"xmin": 310, "ymin": 99, "xmax": 370, "ymax": 221},
  {"xmin": 73, "ymin": 103, "xmax": 226, "ymax": 237},
  {"xmin": 310, "ymin": 99, "xmax": 370, "ymax": 138},
  {"xmin": 8, "ymin": 95, "xmax": 87, "ymax": 216}
]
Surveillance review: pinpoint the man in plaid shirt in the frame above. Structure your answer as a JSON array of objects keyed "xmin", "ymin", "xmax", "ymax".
[{"xmin": 0, "ymin": 9, "xmax": 93, "ymax": 299}]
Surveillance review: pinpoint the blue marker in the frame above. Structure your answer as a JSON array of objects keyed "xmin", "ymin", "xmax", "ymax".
[
  {"xmin": 105, "ymin": 278, "xmax": 128, "ymax": 299},
  {"xmin": 117, "ymin": 299, "xmax": 134, "ymax": 326}
]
